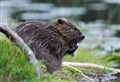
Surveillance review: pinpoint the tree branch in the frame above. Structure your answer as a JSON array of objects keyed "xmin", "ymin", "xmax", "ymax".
[
  {"xmin": 62, "ymin": 62, "xmax": 120, "ymax": 73},
  {"xmin": 63, "ymin": 63, "xmax": 94, "ymax": 81}
]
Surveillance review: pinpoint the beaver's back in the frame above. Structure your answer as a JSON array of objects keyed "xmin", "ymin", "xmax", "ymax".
[{"xmin": 15, "ymin": 21, "xmax": 47, "ymax": 32}]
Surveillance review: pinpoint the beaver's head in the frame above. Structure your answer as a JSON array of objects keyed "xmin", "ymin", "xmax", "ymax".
[{"xmin": 54, "ymin": 18, "xmax": 85, "ymax": 55}]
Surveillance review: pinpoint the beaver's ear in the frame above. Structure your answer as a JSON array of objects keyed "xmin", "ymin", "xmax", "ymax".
[{"xmin": 57, "ymin": 18, "xmax": 64, "ymax": 24}]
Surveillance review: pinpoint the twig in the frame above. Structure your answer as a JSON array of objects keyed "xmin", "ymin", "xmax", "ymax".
[
  {"xmin": 0, "ymin": 25, "xmax": 43, "ymax": 78},
  {"xmin": 62, "ymin": 62, "xmax": 120, "ymax": 73},
  {"xmin": 63, "ymin": 63, "xmax": 94, "ymax": 81}
]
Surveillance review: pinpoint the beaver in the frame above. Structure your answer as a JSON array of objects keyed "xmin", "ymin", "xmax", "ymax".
[{"xmin": 15, "ymin": 18, "xmax": 85, "ymax": 73}]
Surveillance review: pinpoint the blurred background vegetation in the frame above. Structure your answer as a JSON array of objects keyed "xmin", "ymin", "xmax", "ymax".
[{"xmin": 0, "ymin": 0, "xmax": 120, "ymax": 82}]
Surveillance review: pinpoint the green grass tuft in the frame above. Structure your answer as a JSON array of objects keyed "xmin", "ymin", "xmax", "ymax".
[
  {"xmin": 64, "ymin": 48, "xmax": 117, "ymax": 67},
  {"xmin": 0, "ymin": 32, "xmax": 39, "ymax": 82}
]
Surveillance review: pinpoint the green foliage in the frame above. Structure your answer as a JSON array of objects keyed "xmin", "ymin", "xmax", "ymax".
[
  {"xmin": 0, "ymin": 32, "xmax": 38, "ymax": 82},
  {"xmin": 102, "ymin": 53, "xmax": 120, "ymax": 63},
  {"xmin": 64, "ymin": 48, "xmax": 106, "ymax": 65},
  {"xmin": 64, "ymin": 48, "xmax": 120, "ymax": 67}
]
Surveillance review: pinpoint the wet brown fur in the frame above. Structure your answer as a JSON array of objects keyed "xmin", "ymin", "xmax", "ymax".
[{"xmin": 15, "ymin": 18, "xmax": 84, "ymax": 73}]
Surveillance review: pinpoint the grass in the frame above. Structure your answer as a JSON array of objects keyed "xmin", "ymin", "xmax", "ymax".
[
  {"xmin": 64, "ymin": 48, "xmax": 117, "ymax": 67},
  {"xmin": 0, "ymin": 32, "xmax": 38, "ymax": 82}
]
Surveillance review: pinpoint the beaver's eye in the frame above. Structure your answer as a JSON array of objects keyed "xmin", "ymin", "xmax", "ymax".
[
  {"xmin": 73, "ymin": 28, "xmax": 77, "ymax": 31},
  {"xmin": 57, "ymin": 18, "xmax": 64, "ymax": 25}
]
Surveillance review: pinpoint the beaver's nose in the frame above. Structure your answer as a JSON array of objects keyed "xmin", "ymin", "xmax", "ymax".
[{"xmin": 80, "ymin": 35, "xmax": 85, "ymax": 39}]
